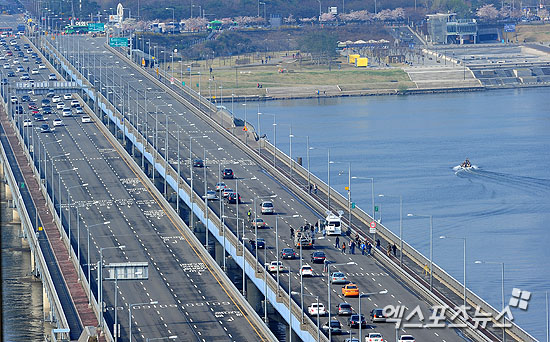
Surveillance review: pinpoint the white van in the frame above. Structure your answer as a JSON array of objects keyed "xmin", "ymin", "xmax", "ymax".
[{"xmin": 324, "ymin": 213, "xmax": 342, "ymax": 235}]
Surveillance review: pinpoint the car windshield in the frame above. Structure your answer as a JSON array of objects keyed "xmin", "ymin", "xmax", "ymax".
[
  {"xmin": 370, "ymin": 334, "xmax": 382, "ymax": 337},
  {"xmin": 333, "ymin": 272, "xmax": 344, "ymax": 277},
  {"xmin": 283, "ymin": 249, "xmax": 293, "ymax": 253},
  {"xmin": 347, "ymin": 285, "xmax": 358, "ymax": 289},
  {"xmin": 330, "ymin": 321, "xmax": 340, "ymax": 327},
  {"xmin": 341, "ymin": 304, "xmax": 351, "ymax": 309},
  {"xmin": 262, "ymin": 202, "xmax": 273, "ymax": 207}
]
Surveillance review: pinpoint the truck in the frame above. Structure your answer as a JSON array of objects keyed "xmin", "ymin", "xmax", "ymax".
[
  {"xmin": 324, "ymin": 213, "xmax": 342, "ymax": 236},
  {"xmin": 293, "ymin": 224, "xmax": 314, "ymax": 248}
]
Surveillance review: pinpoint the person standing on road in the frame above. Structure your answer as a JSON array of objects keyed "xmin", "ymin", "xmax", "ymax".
[
  {"xmin": 376, "ymin": 239, "xmax": 381, "ymax": 249},
  {"xmin": 361, "ymin": 242, "xmax": 366, "ymax": 255},
  {"xmin": 323, "ymin": 259, "xmax": 329, "ymax": 273},
  {"xmin": 367, "ymin": 242, "xmax": 372, "ymax": 256},
  {"xmin": 392, "ymin": 243, "xmax": 397, "ymax": 257},
  {"xmin": 335, "ymin": 236, "xmax": 340, "ymax": 249},
  {"xmin": 350, "ymin": 240, "xmax": 356, "ymax": 255},
  {"xmin": 341, "ymin": 242, "xmax": 346, "ymax": 254},
  {"xmin": 290, "ymin": 226, "xmax": 294, "ymax": 239},
  {"xmin": 247, "ymin": 209, "xmax": 251, "ymax": 221}
]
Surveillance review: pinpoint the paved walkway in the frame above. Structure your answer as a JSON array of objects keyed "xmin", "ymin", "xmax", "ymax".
[{"xmin": 0, "ymin": 108, "xmax": 102, "ymax": 340}]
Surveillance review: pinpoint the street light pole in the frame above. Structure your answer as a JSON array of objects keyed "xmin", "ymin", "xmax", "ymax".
[
  {"xmin": 475, "ymin": 260, "xmax": 506, "ymax": 342},
  {"xmin": 98, "ymin": 245, "xmax": 125, "ymax": 330},
  {"xmin": 378, "ymin": 194, "xmax": 403, "ymax": 266}
]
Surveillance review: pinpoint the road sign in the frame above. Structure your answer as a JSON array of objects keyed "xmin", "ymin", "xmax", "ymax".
[
  {"xmin": 369, "ymin": 227, "xmax": 376, "ymax": 234},
  {"xmin": 109, "ymin": 37, "xmax": 128, "ymax": 47},
  {"xmin": 351, "ymin": 202, "xmax": 356, "ymax": 209},
  {"xmin": 375, "ymin": 206, "xmax": 379, "ymax": 212},
  {"xmin": 170, "ymin": 77, "xmax": 174, "ymax": 84},
  {"xmin": 344, "ymin": 186, "xmax": 349, "ymax": 191},
  {"xmin": 182, "ymin": 81, "xmax": 185, "ymax": 86},
  {"xmin": 88, "ymin": 23, "xmax": 104, "ymax": 32},
  {"xmin": 370, "ymin": 221, "xmax": 377, "ymax": 229}
]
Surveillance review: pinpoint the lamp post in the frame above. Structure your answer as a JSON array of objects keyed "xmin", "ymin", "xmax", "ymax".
[
  {"xmin": 222, "ymin": 215, "xmax": 247, "ymax": 295},
  {"xmin": 331, "ymin": 161, "xmax": 351, "ymax": 232},
  {"xmin": 165, "ymin": 8, "xmax": 175, "ymax": 35},
  {"xmin": 440, "ymin": 235, "xmax": 467, "ymax": 308},
  {"xmin": 188, "ymin": 134, "xmax": 208, "ymax": 230},
  {"xmin": 327, "ymin": 262, "xmax": 356, "ymax": 341},
  {"xmin": 67, "ymin": 183, "xmax": 89, "ymax": 260},
  {"xmin": 407, "ymin": 213, "xmax": 433, "ymax": 291},
  {"xmin": 474, "ymin": 260, "xmax": 505, "ymax": 342},
  {"xmin": 49, "ymin": 153, "xmax": 70, "ymax": 208},
  {"xmin": 129, "ymin": 301, "xmax": 158, "ymax": 342},
  {"xmin": 253, "ymin": 195, "xmax": 277, "ymax": 269},
  {"xmin": 98, "ymin": 245, "xmax": 125, "ymax": 330},
  {"xmin": 84, "ymin": 221, "xmax": 110, "ymax": 304},
  {"xmin": 358, "ymin": 290, "xmax": 388, "ymax": 341},
  {"xmin": 292, "ymin": 291, "xmax": 320, "ymax": 342},
  {"xmin": 378, "ymin": 194, "xmax": 402, "ymax": 266},
  {"xmin": 57, "ymin": 167, "xmax": 78, "ymax": 224},
  {"xmin": 276, "ymin": 214, "xmax": 299, "ymax": 296}
]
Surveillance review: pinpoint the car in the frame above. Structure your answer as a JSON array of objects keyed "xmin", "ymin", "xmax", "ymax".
[
  {"xmin": 52, "ymin": 118, "xmax": 63, "ymax": 127},
  {"xmin": 222, "ymin": 168, "xmax": 234, "ymax": 179},
  {"xmin": 56, "ymin": 102, "xmax": 65, "ymax": 109},
  {"xmin": 260, "ymin": 200, "xmax": 274, "ymax": 214},
  {"xmin": 251, "ymin": 218, "xmax": 267, "ymax": 229},
  {"xmin": 27, "ymin": 102, "xmax": 37, "ymax": 110},
  {"xmin": 9, "ymin": 95, "xmax": 17, "ymax": 104},
  {"xmin": 38, "ymin": 64, "xmax": 46, "ymax": 69},
  {"xmin": 299, "ymin": 264, "xmax": 314, "ymax": 276},
  {"xmin": 31, "ymin": 53, "xmax": 38, "ymax": 59},
  {"xmin": 343, "ymin": 338, "xmax": 360, "ymax": 342},
  {"xmin": 280, "ymin": 248, "xmax": 297, "ymax": 259},
  {"xmin": 70, "ymin": 99, "xmax": 79, "ymax": 107},
  {"xmin": 12, "ymin": 58, "xmax": 19, "ymax": 65},
  {"xmin": 193, "ymin": 159, "xmax": 204, "ymax": 167},
  {"xmin": 370, "ymin": 308, "xmax": 387, "ymax": 322},
  {"xmin": 398, "ymin": 335, "xmax": 415, "ymax": 342},
  {"xmin": 26, "ymin": 48, "xmax": 32, "ymax": 53},
  {"xmin": 15, "ymin": 105, "xmax": 23, "ymax": 114},
  {"xmin": 366, "ymin": 333, "xmax": 384, "ymax": 342},
  {"xmin": 40, "ymin": 123, "xmax": 51, "ymax": 133},
  {"xmin": 33, "ymin": 114, "xmax": 45, "ymax": 121},
  {"xmin": 337, "ymin": 302, "xmax": 353, "ymax": 316},
  {"xmin": 331, "ymin": 272, "xmax": 347, "ymax": 284},
  {"xmin": 6, "ymin": 51, "xmax": 12, "ymax": 56},
  {"xmin": 19, "ymin": 73, "xmax": 29, "ymax": 80},
  {"xmin": 227, "ymin": 192, "xmax": 241, "ymax": 204},
  {"xmin": 250, "ymin": 238, "xmax": 265, "ymax": 249},
  {"xmin": 81, "ymin": 115, "xmax": 92, "ymax": 123},
  {"xmin": 41, "ymin": 98, "xmax": 50, "ymax": 106},
  {"xmin": 17, "ymin": 51, "xmax": 24, "ymax": 57},
  {"xmin": 9, "ymin": 40, "xmax": 16, "ymax": 46},
  {"xmin": 322, "ymin": 319, "xmax": 343, "ymax": 334},
  {"xmin": 16, "ymin": 65, "xmax": 24, "ymax": 72},
  {"xmin": 7, "ymin": 71, "xmax": 15, "ymax": 77},
  {"xmin": 342, "ymin": 283, "xmax": 359, "ymax": 297},
  {"xmin": 48, "ymin": 73, "xmax": 57, "ymax": 81},
  {"xmin": 46, "ymin": 91, "xmax": 55, "ymax": 98},
  {"xmin": 222, "ymin": 188, "xmax": 234, "ymax": 198},
  {"xmin": 23, "ymin": 119, "xmax": 32, "ymax": 127},
  {"xmin": 215, "ymin": 182, "xmax": 227, "ymax": 191},
  {"xmin": 203, "ymin": 190, "xmax": 218, "ymax": 200},
  {"xmin": 21, "ymin": 95, "xmax": 30, "ymax": 102},
  {"xmin": 42, "ymin": 107, "xmax": 52, "ymax": 115},
  {"xmin": 347, "ymin": 314, "xmax": 367, "ymax": 328},
  {"xmin": 30, "ymin": 68, "xmax": 39, "ymax": 75},
  {"xmin": 51, "ymin": 95, "xmax": 61, "ymax": 103},
  {"xmin": 308, "ymin": 303, "xmax": 326, "ymax": 316},
  {"xmin": 2, "ymin": 62, "xmax": 9, "ymax": 68},
  {"xmin": 75, "ymin": 106, "xmax": 84, "ymax": 114},
  {"xmin": 311, "ymin": 251, "xmax": 326, "ymax": 264},
  {"xmin": 266, "ymin": 260, "xmax": 284, "ymax": 273},
  {"xmin": 22, "ymin": 56, "xmax": 29, "ymax": 62},
  {"xmin": 63, "ymin": 93, "xmax": 72, "ymax": 100},
  {"xmin": 0, "ymin": 78, "xmax": 7, "ymax": 85},
  {"xmin": 62, "ymin": 108, "xmax": 72, "ymax": 117}
]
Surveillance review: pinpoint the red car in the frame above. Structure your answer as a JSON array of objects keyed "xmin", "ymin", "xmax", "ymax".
[{"xmin": 28, "ymin": 102, "xmax": 38, "ymax": 110}]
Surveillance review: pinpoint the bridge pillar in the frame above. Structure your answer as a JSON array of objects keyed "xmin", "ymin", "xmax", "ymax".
[
  {"xmin": 246, "ymin": 277, "xmax": 263, "ymax": 313},
  {"xmin": 214, "ymin": 242, "xmax": 225, "ymax": 269},
  {"xmin": 30, "ymin": 246, "xmax": 38, "ymax": 277},
  {"xmin": 12, "ymin": 207, "xmax": 20, "ymax": 223},
  {"xmin": 4, "ymin": 182, "xmax": 12, "ymax": 199},
  {"xmin": 43, "ymin": 283, "xmax": 52, "ymax": 322}
]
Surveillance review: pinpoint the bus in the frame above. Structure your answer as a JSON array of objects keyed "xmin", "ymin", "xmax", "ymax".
[
  {"xmin": 0, "ymin": 27, "xmax": 13, "ymax": 37},
  {"xmin": 64, "ymin": 25, "xmax": 88, "ymax": 34}
]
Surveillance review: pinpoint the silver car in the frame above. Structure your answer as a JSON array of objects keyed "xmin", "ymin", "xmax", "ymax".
[{"xmin": 203, "ymin": 190, "xmax": 218, "ymax": 200}]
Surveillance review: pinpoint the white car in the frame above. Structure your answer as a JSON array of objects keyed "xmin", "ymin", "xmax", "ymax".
[
  {"xmin": 23, "ymin": 119, "xmax": 32, "ymax": 127},
  {"xmin": 62, "ymin": 108, "xmax": 72, "ymax": 117},
  {"xmin": 398, "ymin": 335, "xmax": 415, "ymax": 342},
  {"xmin": 52, "ymin": 118, "xmax": 63, "ymax": 127},
  {"xmin": 48, "ymin": 73, "xmax": 57, "ymax": 81},
  {"xmin": 81, "ymin": 115, "xmax": 92, "ymax": 123},
  {"xmin": 38, "ymin": 64, "xmax": 46, "ymax": 69},
  {"xmin": 56, "ymin": 102, "xmax": 65, "ymax": 109},
  {"xmin": 63, "ymin": 93, "xmax": 72, "ymax": 100},
  {"xmin": 299, "ymin": 264, "xmax": 314, "ymax": 277},
  {"xmin": 52, "ymin": 95, "xmax": 61, "ymax": 103},
  {"xmin": 266, "ymin": 261, "xmax": 284, "ymax": 273},
  {"xmin": 203, "ymin": 190, "xmax": 218, "ymax": 200},
  {"xmin": 31, "ymin": 68, "xmax": 39, "ymax": 74},
  {"xmin": 2, "ymin": 63, "xmax": 9, "ymax": 69},
  {"xmin": 215, "ymin": 182, "xmax": 227, "ymax": 191},
  {"xmin": 366, "ymin": 333, "xmax": 384, "ymax": 342},
  {"xmin": 307, "ymin": 303, "xmax": 326, "ymax": 316},
  {"xmin": 10, "ymin": 96, "xmax": 17, "ymax": 103},
  {"xmin": 12, "ymin": 59, "xmax": 19, "ymax": 65},
  {"xmin": 70, "ymin": 99, "xmax": 79, "ymax": 107}
]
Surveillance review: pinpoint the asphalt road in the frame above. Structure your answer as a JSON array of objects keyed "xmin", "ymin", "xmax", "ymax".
[
  {"xmin": 56, "ymin": 33, "xmax": 476, "ymax": 342},
  {"xmin": 1, "ymin": 23, "xmax": 271, "ymax": 342}
]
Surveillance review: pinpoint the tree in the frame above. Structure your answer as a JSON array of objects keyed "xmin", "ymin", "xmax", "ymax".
[
  {"xmin": 298, "ymin": 31, "xmax": 338, "ymax": 66},
  {"xmin": 320, "ymin": 13, "xmax": 336, "ymax": 22},
  {"xmin": 476, "ymin": 4, "xmax": 499, "ymax": 20}
]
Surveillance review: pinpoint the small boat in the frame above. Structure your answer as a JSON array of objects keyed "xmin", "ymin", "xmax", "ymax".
[{"xmin": 460, "ymin": 159, "xmax": 472, "ymax": 169}]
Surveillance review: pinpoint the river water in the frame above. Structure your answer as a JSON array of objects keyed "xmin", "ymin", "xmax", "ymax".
[{"xmin": 237, "ymin": 87, "xmax": 550, "ymax": 340}]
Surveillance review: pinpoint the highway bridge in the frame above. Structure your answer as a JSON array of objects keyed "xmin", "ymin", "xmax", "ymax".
[{"xmin": 0, "ymin": 9, "xmax": 539, "ymax": 342}]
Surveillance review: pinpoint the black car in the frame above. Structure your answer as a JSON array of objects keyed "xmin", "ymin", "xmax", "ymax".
[
  {"xmin": 41, "ymin": 98, "xmax": 50, "ymax": 106},
  {"xmin": 250, "ymin": 238, "xmax": 265, "ymax": 249},
  {"xmin": 40, "ymin": 123, "xmax": 51, "ymax": 133},
  {"xmin": 21, "ymin": 95, "xmax": 31, "ymax": 102},
  {"xmin": 15, "ymin": 105, "xmax": 23, "ymax": 114},
  {"xmin": 17, "ymin": 51, "xmax": 24, "ymax": 57},
  {"xmin": 222, "ymin": 168, "xmax": 234, "ymax": 179},
  {"xmin": 0, "ymin": 78, "xmax": 7, "ymax": 85},
  {"xmin": 7, "ymin": 71, "xmax": 15, "ymax": 77},
  {"xmin": 370, "ymin": 308, "xmax": 387, "ymax": 322},
  {"xmin": 46, "ymin": 91, "xmax": 55, "ymax": 98},
  {"xmin": 280, "ymin": 248, "xmax": 297, "ymax": 259},
  {"xmin": 42, "ymin": 107, "xmax": 52, "ymax": 114},
  {"xmin": 347, "ymin": 314, "xmax": 367, "ymax": 328},
  {"xmin": 322, "ymin": 320, "xmax": 343, "ymax": 334},
  {"xmin": 311, "ymin": 251, "xmax": 326, "ymax": 264},
  {"xmin": 193, "ymin": 159, "xmax": 204, "ymax": 167},
  {"xmin": 227, "ymin": 192, "xmax": 241, "ymax": 204},
  {"xmin": 33, "ymin": 113, "xmax": 45, "ymax": 121}
]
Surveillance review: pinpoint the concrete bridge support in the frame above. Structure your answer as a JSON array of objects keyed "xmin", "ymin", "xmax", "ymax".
[{"xmin": 43, "ymin": 283, "xmax": 52, "ymax": 322}]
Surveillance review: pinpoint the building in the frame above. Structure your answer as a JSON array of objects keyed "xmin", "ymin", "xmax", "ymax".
[{"xmin": 427, "ymin": 13, "xmax": 478, "ymax": 44}]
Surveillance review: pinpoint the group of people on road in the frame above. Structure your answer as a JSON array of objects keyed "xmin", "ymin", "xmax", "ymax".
[{"xmin": 333, "ymin": 233, "xmax": 398, "ymax": 258}]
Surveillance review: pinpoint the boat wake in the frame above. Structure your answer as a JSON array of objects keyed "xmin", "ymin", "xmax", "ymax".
[{"xmin": 454, "ymin": 165, "xmax": 550, "ymax": 194}]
